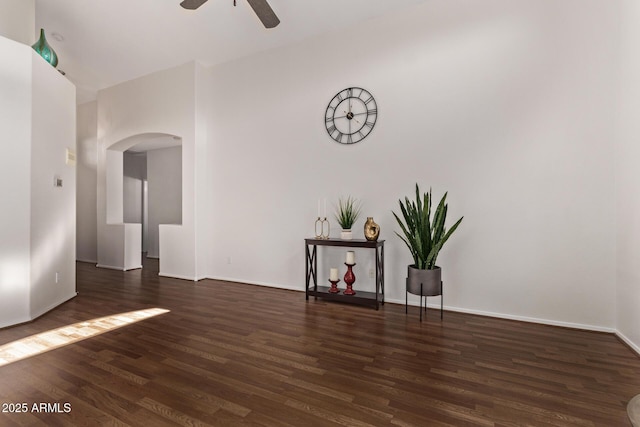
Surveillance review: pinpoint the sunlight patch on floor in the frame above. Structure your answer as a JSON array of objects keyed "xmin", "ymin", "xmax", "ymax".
[{"xmin": 0, "ymin": 308, "xmax": 170, "ymax": 367}]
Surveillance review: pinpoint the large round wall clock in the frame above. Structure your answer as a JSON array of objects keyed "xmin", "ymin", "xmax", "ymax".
[{"xmin": 325, "ymin": 87, "xmax": 378, "ymax": 144}]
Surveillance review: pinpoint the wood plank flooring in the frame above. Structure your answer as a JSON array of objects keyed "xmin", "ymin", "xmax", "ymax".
[{"xmin": 0, "ymin": 259, "xmax": 639, "ymax": 426}]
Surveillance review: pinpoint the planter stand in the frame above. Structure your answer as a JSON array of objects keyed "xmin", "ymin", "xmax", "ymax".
[{"xmin": 406, "ymin": 279, "xmax": 443, "ymax": 322}]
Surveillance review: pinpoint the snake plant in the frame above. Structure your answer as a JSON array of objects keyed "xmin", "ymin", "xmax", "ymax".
[{"xmin": 392, "ymin": 184, "xmax": 463, "ymax": 270}]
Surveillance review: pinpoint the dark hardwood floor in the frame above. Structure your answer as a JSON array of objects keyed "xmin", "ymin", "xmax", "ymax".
[{"xmin": 1, "ymin": 258, "xmax": 639, "ymax": 426}]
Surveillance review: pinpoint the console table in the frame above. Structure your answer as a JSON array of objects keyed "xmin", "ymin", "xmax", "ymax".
[{"xmin": 305, "ymin": 238, "xmax": 384, "ymax": 309}]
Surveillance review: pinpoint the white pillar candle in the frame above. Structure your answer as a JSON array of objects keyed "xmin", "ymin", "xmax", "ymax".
[
  {"xmin": 346, "ymin": 251, "xmax": 355, "ymax": 265},
  {"xmin": 330, "ymin": 268, "xmax": 338, "ymax": 281}
]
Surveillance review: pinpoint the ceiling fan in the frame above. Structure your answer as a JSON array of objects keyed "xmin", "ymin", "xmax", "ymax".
[{"xmin": 180, "ymin": 0, "xmax": 280, "ymax": 29}]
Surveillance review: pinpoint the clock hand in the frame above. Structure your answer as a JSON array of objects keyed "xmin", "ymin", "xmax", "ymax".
[{"xmin": 335, "ymin": 111, "xmax": 356, "ymax": 120}]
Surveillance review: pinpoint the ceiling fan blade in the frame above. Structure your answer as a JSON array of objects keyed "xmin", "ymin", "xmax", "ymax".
[
  {"xmin": 246, "ymin": 0, "xmax": 280, "ymax": 28},
  {"xmin": 180, "ymin": 0, "xmax": 208, "ymax": 10}
]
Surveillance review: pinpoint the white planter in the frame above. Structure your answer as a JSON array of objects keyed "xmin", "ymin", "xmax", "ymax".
[{"xmin": 340, "ymin": 229, "xmax": 352, "ymax": 240}]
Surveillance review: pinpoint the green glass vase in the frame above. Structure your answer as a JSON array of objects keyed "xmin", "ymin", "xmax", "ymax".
[{"xmin": 31, "ymin": 28, "xmax": 58, "ymax": 68}]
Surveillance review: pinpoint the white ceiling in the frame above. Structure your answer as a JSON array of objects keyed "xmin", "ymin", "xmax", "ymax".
[{"xmin": 34, "ymin": 0, "xmax": 430, "ymax": 104}]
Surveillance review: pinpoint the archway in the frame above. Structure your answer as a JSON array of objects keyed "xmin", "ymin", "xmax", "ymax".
[{"xmin": 101, "ymin": 133, "xmax": 182, "ymax": 271}]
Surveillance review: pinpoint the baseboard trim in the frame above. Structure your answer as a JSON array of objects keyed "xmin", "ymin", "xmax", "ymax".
[
  {"xmin": 30, "ymin": 292, "xmax": 78, "ymax": 321},
  {"xmin": 96, "ymin": 264, "xmax": 125, "ymax": 271},
  {"xmin": 202, "ymin": 277, "xmax": 630, "ymax": 340},
  {"xmin": 204, "ymin": 276, "xmax": 300, "ymax": 292},
  {"xmin": 615, "ymin": 331, "xmax": 640, "ymax": 356},
  {"xmin": 383, "ymin": 296, "xmax": 616, "ymax": 333},
  {"xmin": 76, "ymin": 258, "xmax": 97, "ymax": 264},
  {"xmin": 158, "ymin": 274, "xmax": 211, "ymax": 282},
  {"xmin": 158, "ymin": 272, "xmax": 197, "ymax": 281}
]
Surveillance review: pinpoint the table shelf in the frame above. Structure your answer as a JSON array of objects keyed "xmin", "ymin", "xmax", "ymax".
[{"xmin": 305, "ymin": 238, "xmax": 384, "ymax": 310}]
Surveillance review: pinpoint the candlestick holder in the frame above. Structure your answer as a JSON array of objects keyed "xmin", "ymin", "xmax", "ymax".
[
  {"xmin": 314, "ymin": 217, "xmax": 330, "ymax": 239},
  {"xmin": 321, "ymin": 217, "xmax": 330, "ymax": 239},
  {"xmin": 314, "ymin": 217, "xmax": 323, "ymax": 238},
  {"xmin": 328, "ymin": 278, "xmax": 340, "ymax": 293},
  {"xmin": 343, "ymin": 263, "xmax": 356, "ymax": 295}
]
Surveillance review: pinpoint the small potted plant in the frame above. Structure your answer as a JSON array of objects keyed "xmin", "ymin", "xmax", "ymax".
[
  {"xmin": 392, "ymin": 184, "xmax": 463, "ymax": 296},
  {"xmin": 335, "ymin": 196, "xmax": 361, "ymax": 240}
]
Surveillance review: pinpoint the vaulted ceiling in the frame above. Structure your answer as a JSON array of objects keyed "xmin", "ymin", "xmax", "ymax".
[{"xmin": 35, "ymin": 0, "xmax": 429, "ymax": 104}]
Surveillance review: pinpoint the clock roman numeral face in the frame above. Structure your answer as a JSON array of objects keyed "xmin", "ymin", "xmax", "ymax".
[{"xmin": 324, "ymin": 87, "xmax": 378, "ymax": 144}]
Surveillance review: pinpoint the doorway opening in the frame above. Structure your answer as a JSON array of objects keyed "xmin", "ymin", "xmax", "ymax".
[{"xmin": 108, "ymin": 134, "xmax": 182, "ymax": 270}]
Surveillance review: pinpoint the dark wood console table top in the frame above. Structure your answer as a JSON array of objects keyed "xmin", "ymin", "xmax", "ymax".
[{"xmin": 305, "ymin": 238, "xmax": 385, "ymax": 309}]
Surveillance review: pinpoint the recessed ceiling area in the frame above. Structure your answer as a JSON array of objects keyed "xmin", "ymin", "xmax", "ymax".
[
  {"xmin": 127, "ymin": 136, "xmax": 182, "ymax": 154},
  {"xmin": 108, "ymin": 133, "xmax": 182, "ymax": 153},
  {"xmin": 35, "ymin": 0, "xmax": 430, "ymax": 104}
]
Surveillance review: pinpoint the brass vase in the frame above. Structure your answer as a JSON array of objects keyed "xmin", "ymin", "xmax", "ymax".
[{"xmin": 364, "ymin": 217, "xmax": 380, "ymax": 241}]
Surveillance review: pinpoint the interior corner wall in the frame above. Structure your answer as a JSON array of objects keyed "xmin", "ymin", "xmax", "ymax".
[
  {"xmin": 615, "ymin": 0, "xmax": 640, "ymax": 354},
  {"xmin": 147, "ymin": 146, "xmax": 182, "ymax": 259},
  {"xmin": 105, "ymin": 150, "xmax": 124, "ymax": 225},
  {"xmin": 206, "ymin": 0, "xmax": 618, "ymax": 330},
  {"xmin": 195, "ymin": 62, "xmax": 211, "ymax": 281},
  {"xmin": 123, "ymin": 152, "xmax": 146, "ymax": 225},
  {"xmin": 29, "ymin": 50, "xmax": 77, "ymax": 319},
  {"xmin": 123, "ymin": 152, "xmax": 147, "ymax": 180},
  {"xmin": 0, "ymin": 0, "xmax": 35, "ymax": 45},
  {"xmin": 76, "ymin": 101, "xmax": 98, "ymax": 263},
  {"xmin": 96, "ymin": 62, "xmax": 198, "ymax": 279}
]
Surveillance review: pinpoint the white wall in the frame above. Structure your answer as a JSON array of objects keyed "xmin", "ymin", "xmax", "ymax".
[
  {"xmin": 206, "ymin": 0, "xmax": 618, "ymax": 331},
  {"xmin": 96, "ymin": 62, "xmax": 205, "ymax": 279},
  {"xmin": 124, "ymin": 151, "xmax": 147, "ymax": 180},
  {"xmin": 96, "ymin": 149, "xmax": 142, "ymax": 271},
  {"xmin": 29, "ymin": 50, "xmax": 77, "ymax": 319},
  {"xmin": 123, "ymin": 176, "xmax": 143, "ymax": 223},
  {"xmin": 105, "ymin": 150, "xmax": 124, "ymax": 224},
  {"xmin": 195, "ymin": 63, "xmax": 212, "ymax": 281},
  {"xmin": 68, "ymin": 0, "xmax": 635, "ymax": 343},
  {"xmin": 147, "ymin": 146, "xmax": 182, "ymax": 258},
  {"xmin": 124, "ymin": 223, "xmax": 142, "ymax": 270},
  {"xmin": 76, "ymin": 101, "xmax": 98, "ymax": 263},
  {"xmin": 0, "ymin": 36, "xmax": 76, "ymax": 328},
  {"xmin": 0, "ymin": 36, "xmax": 33, "ymax": 327},
  {"xmin": 123, "ymin": 151, "xmax": 146, "ymax": 224},
  {"xmin": 616, "ymin": 0, "xmax": 640, "ymax": 354},
  {"xmin": 0, "ymin": 0, "xmax": 34, "ymax": 45}
]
